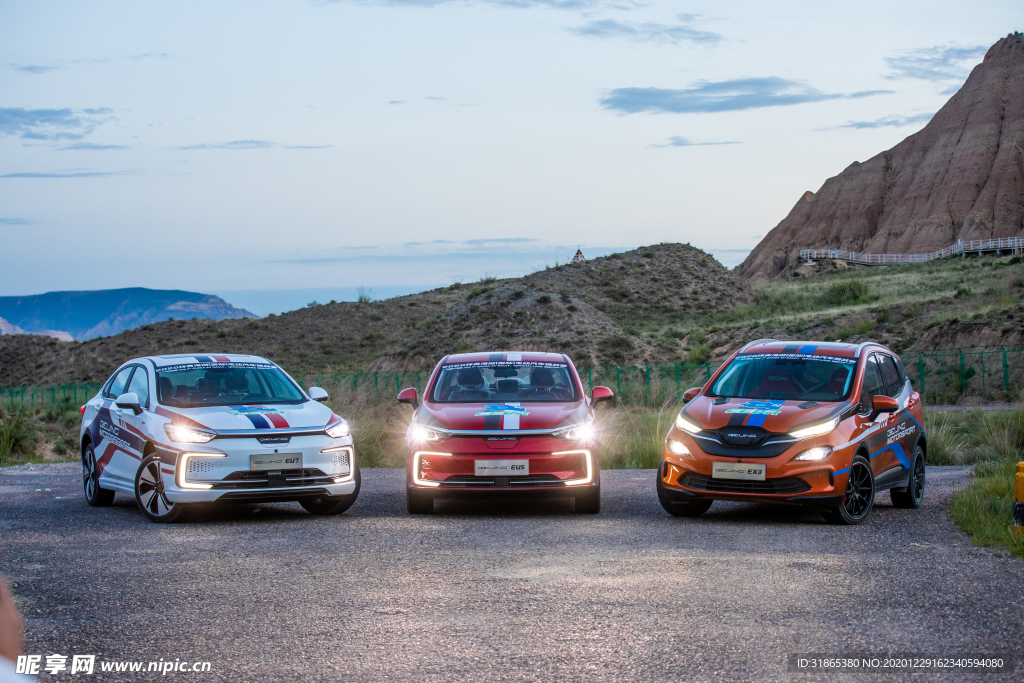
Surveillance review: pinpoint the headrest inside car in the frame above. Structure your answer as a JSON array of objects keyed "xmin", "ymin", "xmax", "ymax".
[
  {"xmin": 456, "ymin": 368, "xmax": 485, "ymax": 386},
  {"xmin": 496, "ymin": 378, "xmax": 519, "ymax": 393},
  {"xmin": 530, "ymin": 368, "xmax": 555, "ymax": 387},
  {"xmin": 225, "ymin": 371, "xmax": 248, "ymax": 391}
]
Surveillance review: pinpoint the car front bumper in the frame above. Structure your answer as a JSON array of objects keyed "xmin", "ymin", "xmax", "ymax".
[
  {"xmin": 160, "ymin": 434, "xmax": 358, "ymax": 503},
  {"xmin": 407, "ymin": 447, "xmax": 599, "ymax": 497}
]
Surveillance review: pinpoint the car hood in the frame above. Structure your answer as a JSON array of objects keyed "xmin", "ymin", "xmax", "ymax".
[
  {"xmin": 156, "ymin": 400, "xmax": 335, "ymax": 431},
  {"xmin": 681, "ymin": 396, "xmax": 852, "ymax": 433},
  {"xmin": 417, "ymin": 401, "xmax": 588, "ymax": 431}
]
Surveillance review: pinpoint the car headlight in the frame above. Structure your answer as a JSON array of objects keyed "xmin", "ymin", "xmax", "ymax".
[
  {"xmin": 164, "ymin": 424, "xmax": 216, "ymax": 444},
  {"xmin": 794, "ymin": 446, "xmax": 833, "ymax": 461},
  {"xmin": 552, "ymin": 423, "xmax": 595, "ymax": 443},
  {"xmin": 409, "ymin": 424, "xmax": 451, "ymax": 443},
  {"xmin": 674, "ymin": 413, "xmax": 702, "ymax": 435},
  {"xmin": 325, "ymin": 418, "xmax": 351, "ymax": 439},
  {"xmin": 789, "ymin": 416, "xmax": 840, "ymax": 440},
  {"xmin": 666, "ymin": 438, "xmax": 690, "ymax": 456}
]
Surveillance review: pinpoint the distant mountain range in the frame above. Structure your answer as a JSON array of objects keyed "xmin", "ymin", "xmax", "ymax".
[{"xmin": 0, "ymin": 288, "xmax": 257, "ymax": 341}]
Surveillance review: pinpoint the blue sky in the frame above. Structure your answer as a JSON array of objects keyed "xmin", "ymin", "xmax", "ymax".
[{"xmin": 0, "ymin": 0, "xmax": 1019, "ymax": 311}]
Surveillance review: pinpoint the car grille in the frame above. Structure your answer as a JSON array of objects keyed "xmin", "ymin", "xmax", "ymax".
[
  {"xmin": 676, "ymin": 472, "xmax": 811, "ymax": 495},
  {"xmin": 438, "ymin": 474, "xmax": 565, "ymax": 488},
  {"xmin": 212, "ymin": 468, "xmax": 336, "ymax": 489}
]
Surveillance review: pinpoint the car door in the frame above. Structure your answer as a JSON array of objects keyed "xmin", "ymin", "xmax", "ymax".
[
  {"xmin": 93, "ymin": 366, "xmax": 136, "ymax": 488},
  {"xmin": 855, "ymin": 354, "xmax": 894, "ymax": 479},
  {"xmin": 877, "ymin": 353, "xmax": 916, "ymax": 480},
  {"xmin": 100, "ymin": 365, "xmax": 149, "ymax": 488}
]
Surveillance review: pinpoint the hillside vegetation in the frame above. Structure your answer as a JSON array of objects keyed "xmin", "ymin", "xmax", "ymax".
[
  {"xmin": 0, "ymin": 243, "xmax": 748, "ymax": 385},
  {"xmin": 2, "ymin": 246, "xmax": 1023, "ymax": 388}
]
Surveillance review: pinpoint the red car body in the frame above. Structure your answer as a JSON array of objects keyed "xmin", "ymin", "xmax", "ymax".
[{"xmin": 398, "ymin": 352, "xmax": 613, "ymax": 514}]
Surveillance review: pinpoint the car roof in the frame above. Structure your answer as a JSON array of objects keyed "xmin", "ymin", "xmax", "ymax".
[
  {"xmin": 442, "ymin": 351, "xmax": 568, "ymax": 364},
  {"xmin": 135, "ymin": 353, "xmax": 274, "ymax": 368},
  {"xmin": 739, "ymin": 340, "xmax": 867, "ymax": 359}
]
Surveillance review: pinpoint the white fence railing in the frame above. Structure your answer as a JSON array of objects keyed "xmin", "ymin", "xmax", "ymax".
[{"xmin": 800, "ymin": 237, "xmax": 1024, "ymax": 265}]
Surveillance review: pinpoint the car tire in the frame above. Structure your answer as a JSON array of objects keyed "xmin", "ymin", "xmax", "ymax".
[
  {"xmin": 823, "ymin": 454, "xmax": 875, "ymax": 525},
  {"xmin": 300, "ymin": 463, "xmax": 361, "ymax": 515},
  {"xmin": 82, "ymin": 442, "xmax": 115, "ymax": 507},
  {"xmin": 656, "ymin": 470, "xmax": 713, "ymax": 517},
  {"xmin": 890, "ymin": 445, "xmax": 925, "ymax": 509},
  {"xmin": 135, "ymin": 455, "xmax": 185, "ymax": 523},
  {"xmin": 574, "ymin": 485, "xmax": 601, "ymax": 514},
  {"xmin": 407, "ymin": 490, "xmax": 434, "ymax": 514}
]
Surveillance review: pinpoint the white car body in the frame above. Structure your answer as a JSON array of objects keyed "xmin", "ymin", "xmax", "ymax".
[{"xmin": 80, "ymin": 354, "xmax": 356, "ymax": 511}]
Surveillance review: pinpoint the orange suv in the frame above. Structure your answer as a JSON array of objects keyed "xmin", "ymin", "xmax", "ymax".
[{"xmin": 657, "ymin": 340, "xmax": 926, "ymax": 524}]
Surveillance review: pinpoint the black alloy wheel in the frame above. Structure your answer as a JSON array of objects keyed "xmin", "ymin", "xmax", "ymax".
[
  {"xmin": 823, "ymin": 454, "xmax": 875, "ymax": 525},
  {"xmin": 82, "ymin": 442, "xmax": 115, "ymax": 506},
  {"xmin": 891, "ymin": 445, "xmax": 925, "ymax": 509},
  {"xmin": 135, "ymin": 455, "xmax": 184, "ymax": 523}
]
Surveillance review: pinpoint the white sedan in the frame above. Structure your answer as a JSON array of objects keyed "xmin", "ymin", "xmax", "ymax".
[{"xmin": 79, "ymin": 353, "xmax": 358, "ymax": 522}]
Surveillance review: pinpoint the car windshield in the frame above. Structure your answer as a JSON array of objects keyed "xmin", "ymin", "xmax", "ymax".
[
  {"xmin": 709, "ymin": 353, "xmax": 857, "ymax": 402},
  {"xmin": 156, "ymin": 362, "xmax": 306, "ymax": 407},
  {"xmin": 431, "ymin": 361, "xmax": 577, "ymax": 403}
]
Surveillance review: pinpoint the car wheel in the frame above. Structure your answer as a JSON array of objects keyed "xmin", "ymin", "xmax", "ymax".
[
  {"xmin": 823, "ymin": 454, "xmax": 875, "ymax": 525},
  {"xmin": 301, "ymin": 463, "xmax": 361, "ymax": 515},
  {"xmin": 135, "ymin": 455, "xmax": 184, "ymax": 523},
  {"xmin": 407, "ymin": 490, "xmax": 434, "ymax": 514},
  {"xmin": 82, "ymin": 442, "xmax": 115, "ymax": 507},
  {"xmin": 574, "ymin": 485, "xmax": 601, "ymax": 514},
  {"xmin": 656, "ymin": 469, "xmax": 713, "ymax": 517},
  {"xmin": 890, "ymin": 445, "xmax": 925, "ymax": 509}
]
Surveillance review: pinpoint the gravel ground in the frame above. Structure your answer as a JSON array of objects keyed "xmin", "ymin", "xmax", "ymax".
[{"xmin": 0, "ymin": 465, "xmax": 1020, "ymax": 682}]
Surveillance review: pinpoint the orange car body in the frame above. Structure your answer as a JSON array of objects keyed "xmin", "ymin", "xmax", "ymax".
[{"xmin": 659, "ymin": 340, "xmax": 926, "ymax": 521}]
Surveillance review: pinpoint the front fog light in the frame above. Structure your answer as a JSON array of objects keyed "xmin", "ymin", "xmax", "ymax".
[
  {"xmin": 795, "ymin": 446, "xmax": 833, "ymax": 461},
  {"xmin": 666, "ymin": 439, "xmax": 690, "ymax": 456}
]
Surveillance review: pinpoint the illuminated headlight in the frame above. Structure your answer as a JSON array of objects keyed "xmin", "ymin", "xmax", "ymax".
[
  {"xmin": 795, "ymin": 446, "xmax": 833, "ymax": 461},
  {"xmin": 789, "ymin": 416, "xmax": 840, "ymax": 440},
  {"xmin": 409, "ymin": 424, "xmax": 451, "ymax": 444},
  {"xmin": 552, "ymin": 423, "xmax": 595, "ymax": 443},
  {"xmin": 325, "ymin": 419, "xmax": 351, "ymax": 439},
  {"xmin": 674, "ymin": 413, "xmax": 702, "ymax": 435},
  {"xmin": 666, "ymin": 438, "xmax": 690, "ymax": 456},
  {"xmin": 164, "ymin": 424, "xmax": 216, "ymax": 444}
]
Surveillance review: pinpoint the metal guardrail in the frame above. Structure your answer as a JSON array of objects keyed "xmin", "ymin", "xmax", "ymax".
[
  {"xmin": 800, "ymin": 237, "xmax": 1024, "ymax": 265},
  {"xmin": 3, "ymin": 346, "xmax": 1024, "ymax": 410}
]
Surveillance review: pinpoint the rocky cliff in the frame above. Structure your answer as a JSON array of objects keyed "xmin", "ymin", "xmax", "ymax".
[{"xmin": 738, "ymin": 33, "xmax": 1024, "ymax": 280}]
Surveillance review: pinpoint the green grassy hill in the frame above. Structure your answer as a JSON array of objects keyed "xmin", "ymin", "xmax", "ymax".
[
  {"xmin": 2, "ymin": 246, "xmax": 1023, "ymax": 388},
  {"xmin": 0, "ymin": 243, "xmax": 749, "ymax": 385}
]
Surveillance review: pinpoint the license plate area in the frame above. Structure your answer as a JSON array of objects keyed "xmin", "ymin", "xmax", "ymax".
[
  {"xmin": 712, "ymin": 462, "xmax": 766, "ymax": 481},
  {"xmin": 475, "ymin": 459, "xmax": 529, "ymax": 476},
  {"xmin": 250, "ymin": 453, "xmax": 303, "ymax": 471}
]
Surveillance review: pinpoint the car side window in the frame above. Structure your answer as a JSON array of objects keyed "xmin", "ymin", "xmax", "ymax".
[
  {"xmin": 103, "ymin": 367, "xmax": 135, "ymax": 400},
  {"xmin": 860, "ymin": 355, "xmax": 885, "ymax": 412},
  {"xmin": 878, "ymin": 354, "xmax": 903, "ymax": 398},
  {"xmin": 126, "ymin": 365, "xmax": 150, "ymax": 409}
]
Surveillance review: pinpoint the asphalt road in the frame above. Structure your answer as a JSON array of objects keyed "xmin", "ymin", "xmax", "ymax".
[{"xmin": 0, "ymin": 465, "xmax": 1021, "ymax": 682}]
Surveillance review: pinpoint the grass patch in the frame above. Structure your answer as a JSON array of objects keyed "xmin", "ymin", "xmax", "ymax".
[
  {"xmin": 599, "ymin": 400, "xmax": 677, "ymax": 469},
  {"xmin": 932, "ymin": 407, "xmax": 1024, "ymax": 559}
]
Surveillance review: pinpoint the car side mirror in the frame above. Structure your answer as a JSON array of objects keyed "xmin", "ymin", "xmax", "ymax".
[
  {"xmin": 682, "ymin": 387, "xmax": 701, "ymax": 404},
  {"xmin": 308, "ymin": 387, "xmax": 329, "ymax": 402},
  {"xmin": 590, "ymin": 386, "xmax": 615, "ymax": 406},
  {"xmin": 869, "ymin": 395, "xmax": 899, "ymax": 421},
  {"xmin": 398, "ymin": 387, "xmax": 419, "ymax": 409},
  {"xmin": 115, "ymin": 392, "xmax": 142, "ymax": 415}
]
